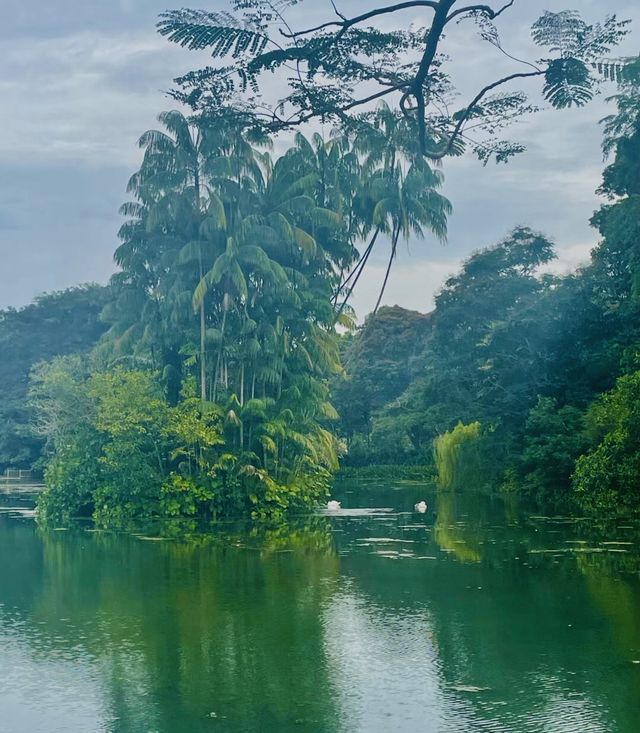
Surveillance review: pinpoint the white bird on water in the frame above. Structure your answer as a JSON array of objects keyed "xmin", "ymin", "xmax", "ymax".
[
  {"xmin": 414, "ymin": 501, "xmax": 428, "ymax": 513},
  {"xmin": 327, "ymin": 500, "xmax": 341, "ymax": 511}
]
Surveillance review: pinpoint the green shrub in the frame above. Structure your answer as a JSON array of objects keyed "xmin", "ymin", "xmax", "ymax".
[
  {"xmin": 32, "ymin": 358, "xmax": 333, "ymax": 525},
  {"xmin": 433, "ymin": 421, "xmax": 483, "ymax": 490},
  {"xmin": 573, "ymin": 371, "xmax": 640, "ymax": 514}
]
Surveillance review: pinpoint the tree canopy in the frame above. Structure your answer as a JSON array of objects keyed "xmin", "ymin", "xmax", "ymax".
[
  {"xmin": 157, "ymin": 1, "xmax": 629, "ymax": 162},
  {"xmin": 334, "ymin": 55, "xmax": 640, "ymax": 511},
  {"xmin": 0, "ymin": 286, "xmax": 110, "ymax": 473}
]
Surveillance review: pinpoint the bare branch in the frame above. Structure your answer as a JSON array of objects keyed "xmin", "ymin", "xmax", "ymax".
[
  {"xmin": 430, "ymin": 68, "xmax": 543, "ymax": 159},
  {"xmin": 281, "ymin": 1, "xmax": 439, "ymax": 39},
  {"xmin": 447, "ymin": 0, "xmax": 515, "ymax": 22},
  {"xmin": 486, "ymin": 37, "xmax": 542, "ymax": 73},
  {"xmin": 329, "ymin": 0, "xmax": 347, "ymax": 21}
]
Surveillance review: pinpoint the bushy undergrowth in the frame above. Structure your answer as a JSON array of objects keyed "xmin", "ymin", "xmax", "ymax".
[{"xmin": 33, "ymin": 359, "xmax": 334, "ymax": 526}]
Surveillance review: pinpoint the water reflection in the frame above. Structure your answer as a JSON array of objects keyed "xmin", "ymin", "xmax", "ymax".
[
  {"xmin": 433, "ymin": 492, "xmax": 483, "ymax": 562},
  {"xmin": 0, "ymin": 482, "xmax": 639, "ymax": 732}
]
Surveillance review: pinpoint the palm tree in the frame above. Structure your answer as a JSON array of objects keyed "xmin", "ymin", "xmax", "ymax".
[
  {"xmin": 123, "ymin": 111, "xmax": 215, "ymax": 399},
  {"xmin": 370, "ymin": 156, "xmax": 451, "ymax": 314},
  {"xmin": 335, "ymin": 103, "xmax": 452, "ymax": 317},
  {"xmin": 110, "ymin": 116, "xmax": 349, "ymax": 513}
]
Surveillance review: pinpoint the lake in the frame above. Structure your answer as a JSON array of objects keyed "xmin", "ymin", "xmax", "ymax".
[{"xmin": 1, "ymin": 479, "xmax": 639, "ymax": 733}]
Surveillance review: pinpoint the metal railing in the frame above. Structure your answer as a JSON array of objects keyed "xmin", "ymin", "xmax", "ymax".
[{"xmin": 2, "ymin": 469, "xmax": 34, "ymax": 480}]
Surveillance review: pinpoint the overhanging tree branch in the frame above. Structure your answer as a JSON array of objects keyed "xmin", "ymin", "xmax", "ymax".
[
  {"xmin": 410, "ymin": 0, "xmax": 456, "ymax": 154},
  {"xmin": 447, "ymin": 1, "xmax": 515, "ymax": 22},
  {"xmin": 160, "ymin": 2, "xmax": 630, "ymax": 163},
  {"xmin": 281, "ymin": 1, "xmax": 440, "ymax": 39},
  {"xmin": 432, "ymin": 69, "xmax": 545, "ymax": 159}
]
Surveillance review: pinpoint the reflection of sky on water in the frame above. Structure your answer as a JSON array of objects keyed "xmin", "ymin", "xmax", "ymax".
[
  {"xmin": 320, "ymin": 574, "xmax": 614, "ymax": 733},
  {"xmin": 323, "ymin": 582, "xmax": 446, "ymax": 732},
  {"xmin": 0, "ymin": 622, "xmax": 107, "ymax": 732}
]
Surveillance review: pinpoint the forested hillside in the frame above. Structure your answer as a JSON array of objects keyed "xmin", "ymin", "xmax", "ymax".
[
  {"xmin": 333, "ymin": 306, "xmax": 431, "ymax": 464},
  {"xmin": 0, "ymin": 286, "xmax": 110, "ymax": 473}
]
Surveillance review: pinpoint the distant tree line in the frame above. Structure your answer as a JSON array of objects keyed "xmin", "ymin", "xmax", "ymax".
[{"xmin": 0, "ymin": 285, "xmax": 110, "ymax": 473}]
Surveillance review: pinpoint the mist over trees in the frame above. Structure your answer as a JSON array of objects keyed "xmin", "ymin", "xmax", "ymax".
[{"xmin": 333, "ymin": 58, "xmax": 640, "ymax": 512}]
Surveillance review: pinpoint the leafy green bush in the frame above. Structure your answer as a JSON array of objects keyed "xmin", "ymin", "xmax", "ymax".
[
  {"xmin": 573, "ymin": 371, "xmax": 640, "ymax": 514},
  {"xmin": 521, "ymin": 397, "xmax": 588, "ymax": 502},
  {"xmin": 32, "ymin": 358, "xmax": 334, "ymax": 525}
]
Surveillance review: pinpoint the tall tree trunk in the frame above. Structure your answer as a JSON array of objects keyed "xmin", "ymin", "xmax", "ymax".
[
  {"xmin": 239, "ymin": 363, "xmax": 245, "ymax": 451},
  {"xmin": 335, "ymin": 227, "xmax": 380, "ymax": 320},
  {"xmin": 373, "ymin": 222, "xmax": 401, "ymax": 314},
  {"xmin": 194, "ymin": 157, "xmax": 206, "ymax": 402},
  {"xmin": 213, "ymin": 302, "xmax": 228, "ymax": 403},
  {"xmin": 199, "ymin": 294, "xmax": 206, "ymax": 402},
  {"xmin": 277, "ymin": 351, "xmax": 285, "ymax": 400}
]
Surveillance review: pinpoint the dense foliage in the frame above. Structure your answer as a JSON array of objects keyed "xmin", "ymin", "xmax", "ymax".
[
  {"xmin": 4, "ymin": 16, "xmax": 637, "ymax": 522},
  {"xmin": 335, "ymin": 57, "xmax": 640, "ymax": 513},
  {"xmin": 333, "ymin": 305, "xmax": 431, "ymax": 465},
  {"xmin": 32, "ymin": 106, "xmax": 450, "ymax": 524},
  {"xmin": 0, "ymin": 286, "xmax": 109, "ymax": 473},
  {"xmin": 574, "ymin": 372, "xmax": 640, "ymax": 514},
  {"xmin": 33, "ymin": 363, "xmax": 319, "ymax": 524}
]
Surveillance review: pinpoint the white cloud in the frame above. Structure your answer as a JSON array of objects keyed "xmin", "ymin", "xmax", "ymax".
[
  {"xmin": 544, "ymin": 241, "xmax": 595, "ymax": 275},
  {"xmin": 350, "ymin": 258, "xmax": 456, "ymax": 320},
  {"xmin": 350, "ymin": 237, "xmax": 598, "ymax": 323},
  {"xmin": 0, "ymin": 31, "xmax": 191, "ymax": 167}
]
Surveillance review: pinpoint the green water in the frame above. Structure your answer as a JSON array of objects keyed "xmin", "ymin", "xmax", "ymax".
[{"xmin": 1, "ymin": 480, "xmax": 640, "ymax": 733}]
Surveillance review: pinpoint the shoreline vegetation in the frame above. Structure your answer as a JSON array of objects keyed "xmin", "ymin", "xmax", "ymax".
[
  {"xmin": 26, "ymin": 104, "xmax": 451, "ymax": 527},
  {"xmin": 0, "ymin": 7, "xmax": 638, "ymax": 526},
  {"xmin": 336, "ymin": 465, "xmax": 435, "ymax": 482}
]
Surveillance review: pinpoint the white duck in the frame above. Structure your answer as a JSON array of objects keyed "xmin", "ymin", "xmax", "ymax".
[
  {"xmin": 327, "ymin": 500, "xmax": 341, "ymax": 511},
  {"xmin": 414, "ymin": 500, "xmax": 428, "ymax": 513}
]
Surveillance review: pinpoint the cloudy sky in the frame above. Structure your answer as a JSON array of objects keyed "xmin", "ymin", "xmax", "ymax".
[{"xmin": 0, "ymin": 0, "xmax": 638, "ymax": 317}]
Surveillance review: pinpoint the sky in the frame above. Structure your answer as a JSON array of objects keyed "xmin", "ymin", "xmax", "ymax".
[{"xmin": 0, "ymin": 0, "xmax": 638, "ymax": 318}]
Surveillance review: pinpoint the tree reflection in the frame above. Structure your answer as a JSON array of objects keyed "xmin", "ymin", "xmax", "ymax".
[
  {"xmin": 2, "ymin": 493, "xmax": 640, "ymax": 733},
  {"xmin": 0, "ymin": 515, "xmax": 339, "ymax": 733},
  {"xmin": 433, "ymin": 491, "xmax": 483, "ymax": 563}
]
